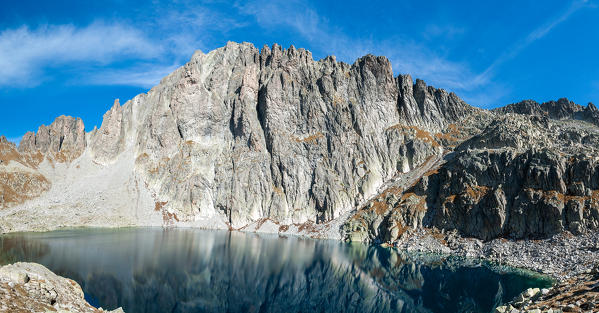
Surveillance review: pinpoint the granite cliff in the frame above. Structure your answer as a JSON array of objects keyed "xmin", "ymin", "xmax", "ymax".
[{"xmin": 0, "ymin": 42, "xmax": 597, "ymax": 244}]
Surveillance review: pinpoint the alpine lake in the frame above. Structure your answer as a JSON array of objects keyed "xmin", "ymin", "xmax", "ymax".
[{"xmin": 0, "ymin": 228, "xmax": 552, "ymax": 313}]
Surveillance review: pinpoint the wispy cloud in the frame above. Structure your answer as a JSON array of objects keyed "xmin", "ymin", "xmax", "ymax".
[
  {"xmin": 0, "ymin": 1, "xmax": 251, "ymax": 89},
  {"xmin": 423, "ymin": 24, "xmax": 466, "ymax": 40},
  {"xmin": 474, "ymin": 0, "xmax": 590, "ymax": 86},
  {"xmin": 236, "ymin": 0, "xmax": 477, "ymax": 92},
  {"xmin": 84, "ymin": 63, "xmax": 181, "ymax": 88},
  {"xmin": 0, "ymin": 22, "xmax": 162, "ymax": 87},
  {"xmin": 0, "ymin": 0, "xmax": 593, "ymax": 107},
  {"xmin": 237, "ymin": 0, "xmax": 594, "ymax": 107}
]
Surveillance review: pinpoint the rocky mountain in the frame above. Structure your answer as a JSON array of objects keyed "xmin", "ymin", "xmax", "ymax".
[
  {"xmin": 0, "ymin": 42, "xmax": 597, "ymax": 244},
  {"xmin": 494, "ymin": 98, "xmax": 599, "ymax": 126}
]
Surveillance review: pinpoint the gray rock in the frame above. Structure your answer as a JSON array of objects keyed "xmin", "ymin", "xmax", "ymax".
[
  {"xmin": 19, "ymin": 115, "xmax": 86, "ymax": 161},
  {"xmin": 0, "ymin": 262, "xmax": 122, "ymax": 312}
]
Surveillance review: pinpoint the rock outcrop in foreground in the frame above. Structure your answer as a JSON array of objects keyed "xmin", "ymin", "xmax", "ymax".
[
  {"xmin": 494, "ymin": 264, "xmax": 599, "ymax": 313},
  {"xmin": 0, "ymin": 42, "xmax": 598, "ymax": 245},
  {"xmin": 0, "ymin": 262, "xmax": 123, "ymax": 313}
]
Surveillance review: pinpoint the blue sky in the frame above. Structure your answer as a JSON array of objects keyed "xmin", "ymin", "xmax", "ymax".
[{"xmin": 1, "ymin": 0, "xmax": 598, "ymax": 142}]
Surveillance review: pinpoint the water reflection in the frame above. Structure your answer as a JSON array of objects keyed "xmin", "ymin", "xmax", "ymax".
[{"xmin": 0, "ymin": 228, "xmax": 550, "ymax": 313}]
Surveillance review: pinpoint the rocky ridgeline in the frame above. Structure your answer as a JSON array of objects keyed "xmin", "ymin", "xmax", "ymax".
[
  {"xmin": 20, "ymin": 115, "xmax": 86, "ymax": 162},
  {"xmin": 0, "ymin": 41, "xmax": 597, "ymax": 246},
  {"xmin": 495, "ymin": 98, "xmax": 599, "ymax": 127}
]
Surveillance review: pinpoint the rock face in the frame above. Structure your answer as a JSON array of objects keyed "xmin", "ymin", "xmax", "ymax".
[
  {"xmin": 0, "ymin": 262, "xmax": 124, "ymax": 313},
  {"xmin": 397, "ymin": 76, "xmax": 472, "ymax": 130},
  {"xmin": 344, "ymin": 110, "xmax": 599, "ymax": 243},
  {"xmin": 422, "ymin": 114, "xmax": 599, "ymax": 240},
  {"xmin": 19, "ymin": 115, "xmax": 86, "ymax": 162},
  {"xmin": 87, "ymin": 42, "xmax": 469, "ymax": 229},
  {"xmin": 0, "ymin": 136, "xmax": 49, "ymax": 209},
  {"xmin": 0, "ymin": 41, "xmax": 598, "ymax": 243}
]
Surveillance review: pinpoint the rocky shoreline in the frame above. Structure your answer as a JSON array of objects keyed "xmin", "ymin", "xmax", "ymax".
[
  {"xmin": 389, "ymin": 228, "xmax": 599, "ymax": 280},
  {"xmin": 494, "ymin": 267, "xmax": 599, "ymax": 313},
  {"xmin": 386, "ymin": 228, "xmax": 599, "ymax": 312},
  {"xmin": 0, "ymin": 262, "xmax": 124, "ymax": 313}
]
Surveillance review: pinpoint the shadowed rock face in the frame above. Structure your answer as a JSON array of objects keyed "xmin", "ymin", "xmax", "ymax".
[
  {"xmin": 1, "ymin": 42, "xmax": 598, "ymax": 242},
  {"xmin": 344, "ymin": 109, "xmax": 599, "ymax": 242}
]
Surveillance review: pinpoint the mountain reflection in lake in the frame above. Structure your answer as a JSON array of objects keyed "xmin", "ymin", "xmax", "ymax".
[{"xmin": 0, "ymin": 228, "xmax": 551, "ymax": 313}]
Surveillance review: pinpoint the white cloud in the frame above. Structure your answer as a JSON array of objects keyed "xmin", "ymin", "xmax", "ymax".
[
  {"xmin": 150, "ymin": 5, "xmax": 247, "ymax": 59},
  {"xmin": 0, "ymin": 22, "xmax": 163, "ymax": 86},
  {"xmin": 0, "ymin": 1, "xmax": 251, "ymax": 89},
  {"xmin": 1, "ymin": 0, "xmax": 592, "ymax": 107},
  {"xmin": 236, "ymin": 1, "xmax": 480, "ymax": 94},
  {"xmin": 475, "ymin": 0, "xmax": 590, "ymax": 86},
  {"xmin": 85, "ymin": 63, "xmax": 181, "ymax": 88},
  {"xmin": 236, "ymin": 0, "xmax": 596, "ymax": 107}
]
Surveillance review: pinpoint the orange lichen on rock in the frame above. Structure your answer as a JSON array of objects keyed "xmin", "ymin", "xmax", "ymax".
[
  {"xmin": 429, "ymin": 228, "xmax": 448, "ymax": 245},
  {"xmin": 0, "ymin": 140, "xmax": 44, "ymax": 169},
  {"xmin": 162, "ymin": 210, "xmax": 180, "ymax": 224},
  {"xmin": 332, "ymin": 94, "xmax": 344, "ymax": 107},
  {"xmin": 444, "ymin": 194, "xmax": 457, "ymax": 205},
  {"xmin": 464, "ymin": 185, "xmax": 490, "ymax": 200},
  {"xmin": 423, "ymin": 167, "xmax": 439, "ymax": 177},
  {"xmin": 370, "ymin": 200, "xmax": 388, "ymax": 215},
  {"xmin": 387, "ymin": 218, "xmax": 410, "ymax": 241},
  {"xmin": 0, "ymin": 172, "xmax": 50, "ymax": 209},
  {"xmin": 592, "ymin": 190, "xmax": 599, "ymax": 204},
  {"xmin": 386, "ymin": 124, "xmax": 441, "ymax": 148},
  {"xmin": 272, "ymin": 185, "xmax": 284, "ymax": 195},
  {"xmin": 154, "ymin": 201, "xmax": 168, "ymax": 211},
  {"xmin": 294, "ymin": 132, "xmax": 324, "ymax": 144},
  {"xmin": 0, "ymin": 146, "xmax": 22, "ymax": 165},
  {"xmin": 297, "ymin": 221, "xmax": 319, "ymax": 233},
  {"xmin": 400, "ymin": 192, "xmax": 427, "ymax": 213},
  {"xmin": 136, "ymin": 153, "xmax": 149, "ymax": 162},
  {"xmin": 378, "ymin": 186, "xmax": 403, "ymax": 199},
  {"xmin": 279, "ymin": 224, "xmax": 290, "ymax": 232},
  {"xmin": 413, "ymin": 128, "xmax": 441, "ymax": 148},
  {"xmin": 255, "ymin": 218, "xmax": 270, "ymax": 230}
]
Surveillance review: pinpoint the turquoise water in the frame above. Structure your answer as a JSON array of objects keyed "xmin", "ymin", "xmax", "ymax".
[{"xmin": 0, "ymin": 228, "xmax": 551, "ymax": 313}]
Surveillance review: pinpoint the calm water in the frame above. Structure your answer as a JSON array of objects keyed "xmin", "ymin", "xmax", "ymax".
[{"xmin": 0, "ymin": 228, "xmax": 551, "ymax": 313}]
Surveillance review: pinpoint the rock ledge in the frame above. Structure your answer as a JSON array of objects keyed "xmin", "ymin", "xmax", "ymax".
[{"xmin": 0, "ymin": 262, "xmax": 124, "ymax": 313}]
